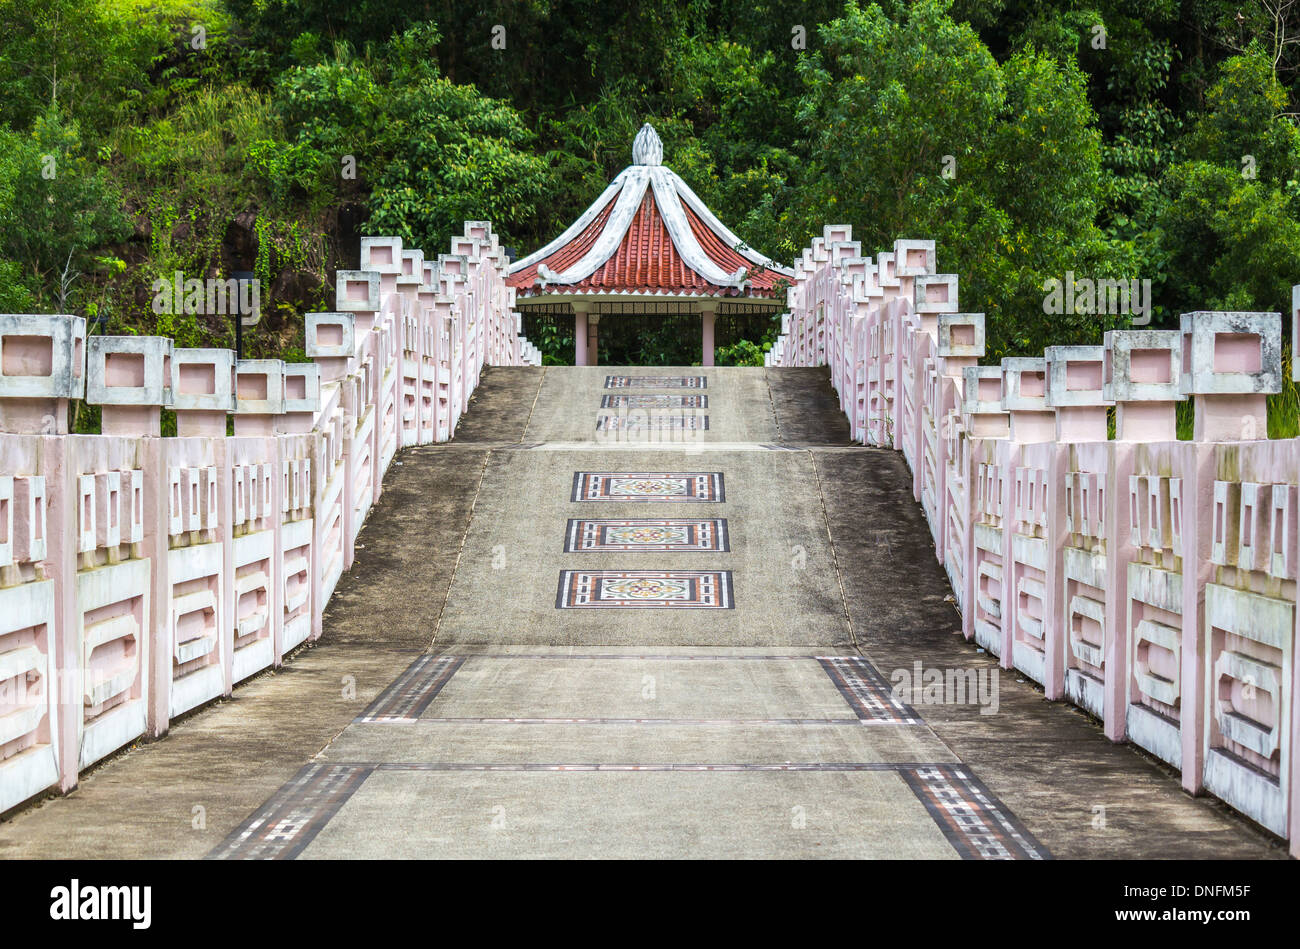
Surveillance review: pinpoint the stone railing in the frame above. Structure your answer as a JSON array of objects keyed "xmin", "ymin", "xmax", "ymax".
[
  {"xmin": 769, "ymin": 226, "xmax": 1300, "ymax": 857},
  {"xmin": 0, "ymin": 222, "xmax": 539, "ymax": 816}
]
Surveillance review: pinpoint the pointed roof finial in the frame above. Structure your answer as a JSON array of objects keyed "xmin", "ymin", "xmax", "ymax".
[{"xmin": 632, "ymin": 123, "xmax": 663, "ymax": 166}]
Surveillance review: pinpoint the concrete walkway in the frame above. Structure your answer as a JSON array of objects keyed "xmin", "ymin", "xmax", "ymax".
[{"xmin": 0, "ymin": 367, "xmax": 1286, "ymax": 859}]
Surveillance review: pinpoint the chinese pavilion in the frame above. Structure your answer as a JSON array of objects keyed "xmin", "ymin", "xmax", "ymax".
[{"xmin": 506, "ymin": 124, "xmax": 793, "ymax": 365}]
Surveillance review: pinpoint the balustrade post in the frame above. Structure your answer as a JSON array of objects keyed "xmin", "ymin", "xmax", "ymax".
[
  {"xmin": 0, "ymin": 314, "xmax": 85, "ymax": 434},
  {"xmin": 86, "ymin": 336, "xmax": 173, "ymax": 437}
]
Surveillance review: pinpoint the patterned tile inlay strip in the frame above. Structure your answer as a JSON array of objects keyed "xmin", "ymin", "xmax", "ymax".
[
  {"xmin": 899, "ymin": 765, "xmax": 1050, "ymax": 860},
  {"xmin": 817, "ymin": 657, "xmax": 922, "ymax": 724},
  {"xmin": 208, "ymin": 763, "xmax": 373, "ymax": 860},
  {"xmin": 571, "ymin": 471, "xmax": 725, "ymax": 503},
  {"xmin": 556, "ymin": 570, "xmax": 734, "ymax": 609},
  {"xmin": 596, "ymin": 415, "xmax": 709, "ymax": 432},
  {"xmin": 564, "ymin": 518, "xmax": 730, "ymax": 552},
  {"xmin": 605, "ymin": 375, "xmax": 707, "ymax": 389},
  {"xmin": 601, "ymin": 394, "xmax": 708, "ymax": 409},
  {"xmin": 356, "ymin": 655, "xmax": 465, "ymax": 723}
]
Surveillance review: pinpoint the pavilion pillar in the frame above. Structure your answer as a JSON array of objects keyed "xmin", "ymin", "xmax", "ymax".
[
  {"xmin": 587, "ymin": 314, "xmax": 600, "ymax": 367},
  {"xmin": 572, "ymin": 303, "xmax": 589, "ymax": 366},
  {"xmin": 700, "ymin": 303, "xmax": 717, "ymax": 367}
]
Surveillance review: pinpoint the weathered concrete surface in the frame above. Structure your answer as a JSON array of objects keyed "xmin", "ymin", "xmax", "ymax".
[
  {"xmin": 451, "ymin": 366, "xmax": 544, "ymax": 444},
  {"xmin": 816, "ymin": 448, "xmax": 1287, "ymax": 859},
  {"xmin": 524, "ymin": 366, "xmax": 779, "ymax": 443},
  {"xmin": 324, "ymin": 446, "xmax": 488, "ymax": 649},
  {"xmin": 0, "ymin": 392, "xmax": 497, "ymax": 856},
  {"xmin": 0, "ymin": 366, "xmax": 1285, "ymax": 859},
  {"xmin": 766, "ymin": 366, "xmax": 853, "ymax": 446},
  {"xmin": 297, "ymin": 767, "xmax": 961, "ymax": 860},
  {"xmin": 435, "ymin": 448, "xmax": 850, "ymax": 647}
]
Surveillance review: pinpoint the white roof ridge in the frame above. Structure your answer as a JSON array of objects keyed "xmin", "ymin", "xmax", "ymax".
[
  {"xmin": 509, "ymin": 168, "xmax": 629, "ymax": 273},
  {"xmin": 508, "ymin": 147, "xmax": 793, "ymax": 286}
]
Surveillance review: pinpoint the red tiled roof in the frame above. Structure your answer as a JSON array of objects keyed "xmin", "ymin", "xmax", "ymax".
[{"xmin": 508, "ymin": 190, "xmax": 787, "ymax": 298}]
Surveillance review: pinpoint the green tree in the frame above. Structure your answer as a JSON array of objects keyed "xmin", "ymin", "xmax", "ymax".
[
  {"xmin": 1157, "ymin": 46, "xmax": 1300, "ymax": 315},
  {"xmin": 276, "ymin": 24, "xmax": 551, "ymax": 253},
  {"xmin": 0, "ymin": 108, "xmax": 129, "ymax": 308},
  {"xmin": 795, "ymin": 0, "xmax": 1130, "ymax": 356}
]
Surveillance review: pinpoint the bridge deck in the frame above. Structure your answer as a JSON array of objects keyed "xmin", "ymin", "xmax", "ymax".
[{"xmin": 0, "ymin": 367, "xmax": 1283, "ymax": 858}]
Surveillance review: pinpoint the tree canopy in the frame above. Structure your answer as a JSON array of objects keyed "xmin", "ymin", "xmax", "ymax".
[{"xmin": 0, "ymin": 0, "xmax": 1297, "ymax": 366}]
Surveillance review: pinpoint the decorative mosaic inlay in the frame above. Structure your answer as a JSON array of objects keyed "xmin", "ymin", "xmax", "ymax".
[
  {"xmin": 564, "ymin": 518, "xmax": 729, "ymax": 552},
  {"xmin": 208, "ymin": 763, "xmax": 373, "ymax": 860},
  {"xmin": 596, "ymin": 415, "xmax": 709, "ymax": 432},
  {"xmin": 605, "ymin": 375, "xmax": 707, "ymax": 389},
  {"xmin": 899, "ymin": 765, "xmax": 1050, "ymax": 860},
  {"xmin": 601, "ymin": 394, "xmax": 708, "ymax": 409},
  {"xmin": 556, "ymin": 570, "xmax": 734, "ymax": 609},
  {"xmin": 817, "ymin": 657, "xmax": 922, "ymax": 724},
  {"xmin": 356, "ymin": 655, "xmax": 464, "ymax": 723},
  {"xmin": 571, "ymin": 471, "xmax": 725, "ymax": 503}
]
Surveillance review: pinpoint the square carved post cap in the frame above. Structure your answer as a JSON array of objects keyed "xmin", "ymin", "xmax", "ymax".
[
  {"xmin": 1000, "ymin": 356, "xmax": 1048, "ymax": 411},
  {"xmin": 359, "ymin": 236, "xmax": 404, "ymax": 275},
  {"xmin": 0, "ymin": 313, "xmax": 86, "ymax": 400},
  {"xmin": 335, "ymin": 271, "xmax": 381, "ymax": 313},
  {"xmin": 830, "ymin": 241, "xmax": 863, "ymax": 269},
  {"xmin": 464, "ymin": 220, "xmax": 493, "ymax": 242},
  {"xmin": 305, "ymin": 312, "xmax": 356, "ymax": 362},
  {"xmin": 962, "ymin": 365, "xmax": 1010, "ymax": 437},
  {"xmin": 850, "ymin": 259, "xmax": 882, "ymax": 302},
  {"xmin": 437, "ymin": 254, "xmax": 469, "ymax": 278},
  {"xmin": 1103, "ymin": 329, "xmax": 1183, "ymax": 402},
  {"xmin": 87, "ymin": 335, "xmax": 174, "ymax": 407},
  {"xmin": 914, "ymin": 274, "xmax": 959, "ymax": 314},
  {"xmin": 876, "ymin": 251, "xmax": 900, "ymax": 288},
  {"xmin": 893, "ymin": 239, "xmax": 936, "ymax": 277},
  {"xmin": 963, "ymin": 365, "xmax": 1006, "ymax": 415},
  {"xmin": 938, "ymin": 313, "xmax": 986, "ymax": 359},
  {"xmin": 171, "ymin": 347, "xmax": 236, "ymax": 412},
  {"xmin": 282, "ymin": 363, "xmax": 321, "ymax": 414},
  {"xmin": 823, "ymin": 224, "xmax": 853, "ymax": 245},
  {"xmin": 1045, "ymin": 345, "xmax": 1112, "ymax": 408},
  {"xmin": 1179, "ymin": 310, "xmax": 1281, "ymax": 396},
  {"xmin": 234, "ymin": 358, "xmax": 286, "ymax": 416},
  {"xmin": 400, "ymin": 248, "xmax": 425, "ymax": 279},
  {"xmin": 449, "ymin": 235, "xmax": 482, "ymax": 262}
]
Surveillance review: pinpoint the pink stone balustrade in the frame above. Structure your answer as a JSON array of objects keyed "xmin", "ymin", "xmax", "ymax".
[
  {"xmin": 769, "ymin": 225, "xmax": 1300, "ymax": 855},
  {"xmin": 0, "ymin": 223, "xmax": 539, "ymax": 816}
]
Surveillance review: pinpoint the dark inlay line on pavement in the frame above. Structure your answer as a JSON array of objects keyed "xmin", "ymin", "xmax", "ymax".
[
  {"xmin": 212, "ymin": 760, "xmax": 1041, "ymax": 862},
  {"xmin": 355, "ymin": 655, "xmax": 465, "ymax": 723},
  {"xmin": 817, "ymin": 656, "xmax": 923, "ymax": 725},
  {"xmin": 207, "ymin": 763, "xmax": 373, "ymax": 860},
  {"xmin": 357, "ymin": 717, "xmax": 898, "ymax": 726},
  {"xmin": 431, "ymin": 653, "xmax": 827, "ymax": 660},
  {"xmin": 368, "ymin": 761, "xmax": 945, "ymax": 772},
  {"xmin": 899, "ymin": 765, "xmax": 1050, "ymax": 861}
]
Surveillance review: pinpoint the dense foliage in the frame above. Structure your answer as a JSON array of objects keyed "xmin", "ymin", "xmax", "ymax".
[{"xmin": 1, "ymin": 0, "xmax": 1298, "ymax": 374}]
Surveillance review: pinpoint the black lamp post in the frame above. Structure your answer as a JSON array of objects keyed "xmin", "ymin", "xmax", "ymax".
[{"xmin": 231, "ymin": 270, "xmax": 255, "ymax": 359}]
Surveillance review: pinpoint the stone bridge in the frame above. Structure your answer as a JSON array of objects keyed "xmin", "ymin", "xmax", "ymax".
[{"xmin": 0, "ymin": 223, "xmax": 1293, "ymax": 859}]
